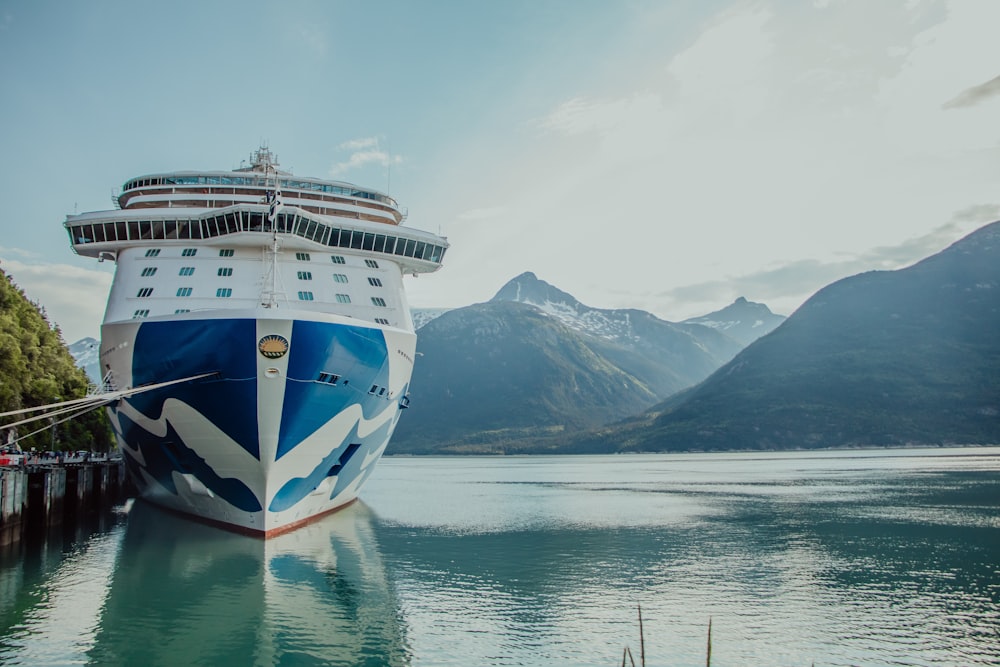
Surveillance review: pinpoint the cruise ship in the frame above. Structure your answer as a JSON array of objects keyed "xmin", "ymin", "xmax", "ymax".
[{"xmin": 65, "ymin": 147, "xmax": 447, "ymax": 536}]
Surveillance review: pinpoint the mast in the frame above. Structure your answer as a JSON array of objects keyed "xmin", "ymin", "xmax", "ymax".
[{"xmin": 255, "ymin": 145, "xmax": 284, "ymax": 309}]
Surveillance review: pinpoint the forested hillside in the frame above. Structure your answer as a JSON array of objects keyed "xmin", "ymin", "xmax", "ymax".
[{"xmin": 0, "ymin": 267, "xmax": 110, "ymax": 451}]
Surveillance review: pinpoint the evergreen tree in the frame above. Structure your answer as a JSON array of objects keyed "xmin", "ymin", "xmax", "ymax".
[{"xmin": 0, "ymin": 266, "xmax": 111, "ymax": 451}]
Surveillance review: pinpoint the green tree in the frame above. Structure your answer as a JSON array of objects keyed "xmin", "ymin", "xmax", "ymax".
[{"xmin": 0, "ymin": 267, "xmax": 111, "ymax": 451}]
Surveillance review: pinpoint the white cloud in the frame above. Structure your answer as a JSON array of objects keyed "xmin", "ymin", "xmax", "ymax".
[
  {"xmin": 338, "ymin": 137, "xmax": 380, "ymax": 151},
  {"xmin": 0, "ymin": 256, "xmax": 111, "ymax": 343},
  {"xmin": 329, "ymin": 137, "xmax": 403, "ymax": 177}
]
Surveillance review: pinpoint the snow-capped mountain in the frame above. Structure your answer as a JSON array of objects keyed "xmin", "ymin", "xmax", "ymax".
[
  {"xmin": 68, "ymin": 337, "xmax": 101, "ymax": 384},
  {"xmin": 682, "ymin": 297, "xmax": 785, "ymax": 347},
  {"xmin": 411, "ymin": 308, "xmax": 451, "ymax": 330}
]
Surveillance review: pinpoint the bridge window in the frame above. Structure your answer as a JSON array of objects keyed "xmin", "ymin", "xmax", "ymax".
[
  {"xmin": 297, "ymin": 291, "xmax": 314, "ymax": 301},
  {"xmin": 367, "ymin": 277, "xmax": 382, "ymax": 287},
  {"xmin": 331, "ymin": 255, "xmax": 346, "ymax": 264},
  {"xmin": 371, "ymin": 297, "xmax": 387, "ymax": 307},
  {"xmin": 297, "ymin": 271, "xmax": 312, "ymax": 280},
  {"xmin": 137, "ymin": 288, "xmax": 154, "ymax": 298},
  {"xmin": 176, "ymin": 287, "xmax": 193, "ymax": 297},
  {"xmin": 145, "ymin": 249, "xmax": 160, "ymax": 257},
  {"xmin": 218, "ymin": 267, "xmax": 233, "ymax": 277},
  {"xmin": 179, "ymin": 267, "xmax": 195, "ymax": 276},
  {"xmin": 364, "ymin": 259, "xmax": 379, "ymax": 269},
  {"xmin": 219, "ymin": 249, "xmax": 235, "ymax": 257},
  {"xmin": 216, "ymin": 288, "xmax": 232, "ymax": 298},
  {"xmin": 140, "ymin": 267, "xmax": 157, "ymax": 277},
  {"xmin": 335, "ymin": 294, "xmax": 351, "ymax": 304},
  {"xmin": 333, "ymin": 273, "xmax": 348, "ymax": 283},
  {"xmin": 182, "ymin": 248, "xmax": 198, "ymax": 257}
]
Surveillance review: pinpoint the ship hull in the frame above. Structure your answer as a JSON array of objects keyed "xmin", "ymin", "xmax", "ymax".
[{"xmin": 102, "ymin": 309, "xmax": 414, "ymax": 536}]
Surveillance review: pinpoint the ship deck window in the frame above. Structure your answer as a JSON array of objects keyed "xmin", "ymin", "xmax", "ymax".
[
  {"xmin": 297, "ymin": 271, "xmax": 312, "ymax": 280},
  {"xmin": 70, "ymin": 204, "xmax": 448, "ymax": 268},
  {"xmin": 216, "ymin": 288, "xmax": 232, "ymax": 298},
  {"xmin": 137, "ymin": 288, "xmax": 154, "ymax": 298},
  {"xmin": 175, "ymin": 309, "xmax": 190, "ymax": 314},
  {"xmin": 317, "ymin": 372, "xmax": 340, "ymax": 384},
  {"xmin": 179, "ymin": 267, "xmax": 195, "ymax": 276},
  {"xmin": 335, "ymin": 294, "xmax": 351, "ymax": 304},
  {"xmin": 375, "ymin": 318, "xmax": 390, "ymax": 325},
  {"xmin": 297, "ymin": 291, "xmax": 314, "ymax": 301},
  {"xmin": 218, "ymin": 267, "xmax": 233, "ymax": 276},
  {"xmin": 176, "ymin": 287, "xmax": 193, "ymax": 297},
  {"xmin": 132, "ymin": 309, "xmax": 150, "ymax": 318},
  {"xmin": 140, "ymin": 267, "xmax": 157, "ymax": 277},
  {"xmin": 367, "ymin": 277, "xmax": 382, "ymax": 287},
  {"xmin": 365, "ymin": 259, "xmax": 379, "ymax": 269},
  {"xmin": 371, "ymin": 297, "xmax": 387, "ymax": 307},
  {"xmin": 333, "ymin": 273, "xmax": 348, "ymax": 283}
]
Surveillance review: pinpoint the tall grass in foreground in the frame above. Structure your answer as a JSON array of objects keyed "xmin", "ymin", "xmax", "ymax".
[{"xmin": 618, "ymin": 610, "xmax": 816, "ymax": 667}]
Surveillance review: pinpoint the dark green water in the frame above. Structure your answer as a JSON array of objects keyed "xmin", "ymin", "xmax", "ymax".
[{"xmin": 0, "ymin": 448, "xmax": 997, "ymax": 666}]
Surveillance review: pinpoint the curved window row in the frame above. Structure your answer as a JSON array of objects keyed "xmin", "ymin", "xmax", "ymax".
[
  {"xmin": 123, "ymin": 175, "xmax": 397, "ymax": 208},
  {"xmin": 68, "ymin": 211, "xmax": 447, "ymax": 265}
]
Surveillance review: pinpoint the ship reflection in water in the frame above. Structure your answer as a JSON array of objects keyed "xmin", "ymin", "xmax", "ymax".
[{"xmin": 89, "ymin": 501, "xmax": 408, "ymax": 666}]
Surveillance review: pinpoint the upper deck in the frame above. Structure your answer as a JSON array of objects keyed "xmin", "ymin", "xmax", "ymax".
[
  {"xmin": 65, "ymin": 148, "xmax": 448, "ymax": 275},
  {"xmin": 118, "ymin": 147, "xmax": 402, "ymax": 225}
]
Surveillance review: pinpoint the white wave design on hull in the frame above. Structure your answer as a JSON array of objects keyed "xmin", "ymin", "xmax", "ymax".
[{"xmin": 111, "ymin": 393, "xmax": 400, "ymax": 527}]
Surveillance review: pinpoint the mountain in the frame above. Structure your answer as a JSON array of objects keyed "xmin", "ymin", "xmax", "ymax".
[
  {"xmin": 682, "ymin": 297, "xmax": 785, "ymax": 347},
  {"xmin": 489, "ymin": 272, "xmax": 744, "ymax": 395},
  {"xmin": 411, "ymin": 308, "xmax": 451, "ymax": 330},
  {"xmin": 392, "ymin": 273, "xmax": 759, "ymax": 454},
  {"xmin": 391, "ymin": 301, "xmax": 661, "ymax": 454},
  {"xmin": 571, "ymin": 220, "xmax": 1000, "ymax": 452},
  {"xmin": 69, "ymin": 337, "xmax": 101, "ymax": 384}
]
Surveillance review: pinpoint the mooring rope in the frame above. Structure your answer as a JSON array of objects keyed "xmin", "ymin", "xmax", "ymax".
[
  {"xmin": 7, "ymin": 401, "xmax": 109, "ymax": 449},
  {"xmin": 0, "ymin": 372, "xmax": 218, "ymax": 428}
]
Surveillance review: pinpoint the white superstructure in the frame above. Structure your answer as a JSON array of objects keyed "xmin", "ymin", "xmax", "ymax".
[{"xmin": 65, "ymin": 147, "xmax": 447, "ymax": 536}]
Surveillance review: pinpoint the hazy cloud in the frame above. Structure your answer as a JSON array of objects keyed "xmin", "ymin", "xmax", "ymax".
[
  {"xmin": 0, "ymin": 257, "xmax": 111, "ymax": 342},
  {"xmin": 656, "ymin": 216, "xmax": 1000, "ymax": 318},
  {"xmin": 0, "ymin": 246, "xmax": 40, "ymax": 259},
  {"xmin": 457, "ymin": 206, "xmax": 506, "ymax": 222},
  {"xmin": 949, "ymin": 203, "xmax": 1000, "ymax": 224},
  {"xmin": 942, "ymin": 74, "xmax": 1000, "ymax": 109},
  {"xmin": 295, "ymin": 25, "xmax": 328, "ymax": 56}
]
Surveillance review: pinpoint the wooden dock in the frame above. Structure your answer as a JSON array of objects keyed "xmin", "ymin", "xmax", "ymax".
[{"xmin": 0, "ymin": 458, "xmax": 131, "ymax": 545}]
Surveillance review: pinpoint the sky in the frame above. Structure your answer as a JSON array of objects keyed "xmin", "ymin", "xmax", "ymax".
[{"xmin": 0, "ymin": 0, "xmax": 998, "ymax": 343}]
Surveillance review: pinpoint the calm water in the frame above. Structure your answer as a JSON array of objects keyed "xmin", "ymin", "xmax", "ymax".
[{"xmin": 0, "ymin": 448, "xmax": 998, "ymax": 666}]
